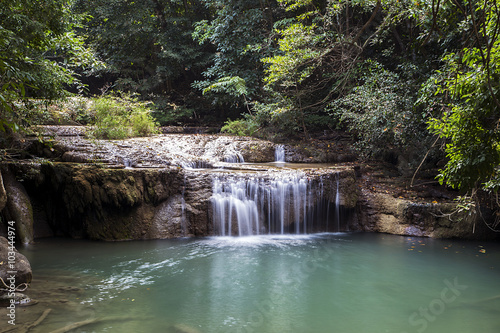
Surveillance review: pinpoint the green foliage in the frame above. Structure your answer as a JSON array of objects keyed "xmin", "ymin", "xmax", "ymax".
[
  {"xmin": 59, "ymin": 97, "xmax": 95, "ymax": 125},
  {"xmin": 21, "ymin": 97, "xmax": 96, "ymax": 126},
  {"xmin": 220, "ymin": 117, "xmax": 258, "ymax": 136},
  {"xmin": 152, "ymin": 102, "xmax": 194, "ymax": 126},
  {"xmin": 424, "ymin": 0, "xmax": 500, "ymax": 192},
  {"xmin": 249, "ymin": 100, "xmax": 303, "ymax": 139},
  {"xmin": 192, "ymin": 0, "xmax": 273, "ymax": 107},
  {"xmin": 259, "ymin": 0, "xmax": 392, "ymax": 137},
  {"xmin": 262, "ymin": 22, "xmax": 321, "ymax": 88},
  {"xmin": 89, "ymin": 94, "xmax": 159, "ymax": 140},
  {"xmin": 130, "ymin": 110, "xmax": 159, "ymax": 137},
  {"xmin": 328, "ymin": 61, "xmax": 422, "ymax": 157},
  {"xmin": 73, "ymin": 0, "xmax": 209, "ymax": 97},
  {"xmin": 427, "ymin": 53, "xmax": 500, "ymax": 190},
  {"xmin": 0, "ymin": 0, "xmax": 99, "ymax": 137},
  {"xmin": 198, "ymin": 76, "xmax": 250, "ymax": 109},
  {"xmin": 202, "ymin": 76, "xmax": 248, "ymax": 97}
]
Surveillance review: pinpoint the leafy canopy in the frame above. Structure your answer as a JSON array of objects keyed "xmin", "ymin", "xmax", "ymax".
[
  {"xmin": 426, "ymin": 0, "xmax": 500, "ymax": 192},
  {"xmin": 0, "ymin": 0, "xmax": 98, "ymax": 133}
]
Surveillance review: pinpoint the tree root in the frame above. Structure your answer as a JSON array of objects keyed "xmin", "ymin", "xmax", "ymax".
[
  {"xmin": 0, "ymin": 310, "xmax": 147, "ymax": 333},
  {"xmin": 49, "ymin": 318, "xmax": 97, "ymax": 333},
  {"xmin": 0, "ymin": 308, "xmax": 52, "ymax": 333},
  {"xmin": 49, "ymin": 315, "xmax": 147, "ymax": 333},
  {"xmin": 470, "ymin": 294, "xmax": 500, "ymax": 304},
  {"xmin": 26, "ymin": 308, "xmax": 52, "ymax": 331}
]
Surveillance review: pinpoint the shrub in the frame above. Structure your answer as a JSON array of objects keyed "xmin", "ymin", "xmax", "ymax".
[
  {"xmin": 130, "ymin": 109, "xmax": 158, "ymax": 137},
  {"xmin": 327, "ymin": 61, "xmax": 424, "ymax": 159},
  {"xmin": 221, "ymin": 117, "xmax": 258, "ymax": 136},
  {"xmin": 89, "ymin": 93, "xmax": 159, "ymax": 139}
]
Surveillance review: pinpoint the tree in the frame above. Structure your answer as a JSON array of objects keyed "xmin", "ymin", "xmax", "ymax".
[
  {"xmin": 426, "ymin": 0, "xmax": 500, "ymax": 193},
  {"xmin": 192, "ymin": 0, "xmax": 276, "ymax": 109},
  {"xmin": 0, "ymin": 0, "xmax": 96, "ymax": 134},
  {"xmin": 259, "ymin": 0, "xmax": 392, "ymax": 138},
  {"xmin": 329, "ymin": 60, "xmax": 424, "ymax": 161},
  {"xmin": 73, "ymin": 0, "xmax": 209, "ymax": 98}
]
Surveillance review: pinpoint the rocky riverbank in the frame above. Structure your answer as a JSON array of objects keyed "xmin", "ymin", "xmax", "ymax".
[
  {"xmin": 0, "ymin": 236, "xmax": 33, "ymax": 308},
  {"xmin": 0, "ymin": 125, "xmax": 498, "ymax": 242}
]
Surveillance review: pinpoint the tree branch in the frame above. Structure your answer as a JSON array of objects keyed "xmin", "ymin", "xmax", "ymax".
[{"xmin": 352, "ymin": 0, "xmax": 381, "ymax": 46}]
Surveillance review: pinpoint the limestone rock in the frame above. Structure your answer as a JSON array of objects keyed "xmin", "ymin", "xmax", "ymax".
[
  {"xmin": 2, "ymin": 169, "xmax": 34, "ymax": 244},
  {"xmin": 0, "ymin": 236, "xmax": 32, "ymax": 290},
  {"xmin": 357, "ymin": 191, "xmax": 493, "ymax": 239}
]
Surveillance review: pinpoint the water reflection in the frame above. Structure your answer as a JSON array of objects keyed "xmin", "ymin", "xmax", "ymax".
[{"xmin": 10, "ymin": 234, "xmax": 500, "ymax": 333}]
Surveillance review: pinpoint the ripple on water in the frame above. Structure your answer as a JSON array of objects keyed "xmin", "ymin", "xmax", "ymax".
[
  {"xmin": 18, "ymin": 234, "xmax": 500, "ymax": 333},
  {"xmin": 200, "ymin": 233, "xmax": 349, "ymax": 249}
]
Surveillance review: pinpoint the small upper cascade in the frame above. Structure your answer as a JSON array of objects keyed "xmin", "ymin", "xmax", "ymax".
[
  {"xmin": 211, "ymin": 171, "xmax": 342, "ymax": 236},
  {"xmin": 223, "ymin": 153, "xmax": 245, "ymax": 163},
  {"xmin": 123, "ymin": 158, "xmax": 136, "ymax": 169},
  {"xmin": 202, "ymin": 137, "xmax": 246, "ymax": 164},
  {"xmin": 275, "ymin": 144, "xmax": 285, "ymax": 162},
  {"xmin": 181, "ymin": 160, "xmax": 213, "ymax": 169}
]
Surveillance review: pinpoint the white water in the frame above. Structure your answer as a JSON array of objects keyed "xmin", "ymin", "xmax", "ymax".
[
  {"xmin": 336, "ymin": 172, "xmax": 341, "ymax": 231},
  {"xmin": 211, "ymin": 172, "xmax": 339, "ymax": 236},
  {"xmin": 180, "ymin": 175, "xmax": 188, "ymax": 236},
  {"xmin": 224, "ymin": 152, "xmax": 245, "ymax": 163},
  {"xmin": 181, "ymin": 160, "xmax": 213, "ymax": 169},
  {"xmin": 275, "ymin": 144, "xmax": 285, "ymax": 162}
]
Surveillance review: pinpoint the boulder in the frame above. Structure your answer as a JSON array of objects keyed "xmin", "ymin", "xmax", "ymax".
[
  {"xmin": 0, "ymin": 236, "xmax": 32, "ymax": 292},
  {"xmin": 2, "ymin": 169, "xmax": 34, "ymax": 244},
  {"xmin": 356, "ymin": 191, "xmax": 495, "ymax": 239}
]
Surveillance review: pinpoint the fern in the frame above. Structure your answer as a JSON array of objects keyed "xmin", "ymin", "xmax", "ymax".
[{"xmin": 202, "ymin": 76, "xmax": 247, "ymax": 97}]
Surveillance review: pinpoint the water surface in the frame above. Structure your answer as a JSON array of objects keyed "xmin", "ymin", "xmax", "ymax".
[{"xmin": 13, "ymin": 233, "xmax": 500, "ymax": 333}]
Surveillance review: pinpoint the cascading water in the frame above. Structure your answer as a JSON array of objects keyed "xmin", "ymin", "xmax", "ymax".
[
  {"xmin": 335, "ymin": 172, "xmax": 341, "ymax": 231},
  {"xmin": 224, "ymin": 153, "xmax": 245, "ymax": 163},
  {"xmin": 180, "ymin": 175, "xmax": 188, "ymax": 236},
  {"xmin": 211, "ymin": 176, "xmax": 259, "ymax": 236},
  {"xmin": 181, "ymin": 160, "xmax": 213, "ymax": 169},
  {"xmin": 275, "ymin": 144, "xmax": 285, "ymax": 162},
  {"xmin": 211, "ymin": 171, "xmax": 342, "ymax": 236}
]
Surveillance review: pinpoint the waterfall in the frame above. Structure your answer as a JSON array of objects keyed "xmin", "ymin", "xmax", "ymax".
[
  {"xmin": 211, "ymin": 176, "xmax": 259, "ymax": 236},
  {"xmin": 180, "ymin": 175, "xmax": 188, "ymax": 236},
  {"xmin": 181, "ymin": 160, "xmax": 213, "ymax": 169},
  {"xmin": 211, "ymin": 172, "xmax": 341, "ymax": 236},
  {"xmin": 335, "ymin": 173, "xmax": 341, "ymax": 232},
  {"xmin": 275, "ymin": 145, "xmax": 285, "ymax": 162},
  {"xmin": 224, "ymin": 153, "xmax": 245, "ymax": 163}
]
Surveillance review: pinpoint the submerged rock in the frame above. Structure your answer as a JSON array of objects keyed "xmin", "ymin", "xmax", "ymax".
[
  {"xmin": 0, "ymin": 292, "xmax": 35, "ymax": 307},
  {"xmin": 169, "ymin": 323, "xmax": 202, "ymax": 333}
]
